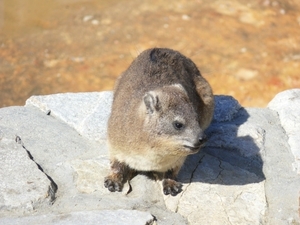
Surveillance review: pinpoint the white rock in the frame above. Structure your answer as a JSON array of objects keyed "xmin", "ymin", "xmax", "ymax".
[
  {"xmin": 25, "ymin": 92, "xmax": 113, "ymax": 142},
  {"xmin": 91, "ymin": 19, "xmax": 99, "ymax": 25},
  {"xmin": 83, "ymin": 15, "xmax": 93, "ymax": 22},
  {"xmin": 0, "ymin": 209, "xmax": 155, "ymax": 225},
  {"xmin": 0, "ymin": 130, "xmax": 53, "ymax": 214},
  {"xmin": 268, "ymin": 89, "xmax": 300, "ymax": 173},
  {"xmin": 0, "ymin": 90, "xmax": 299, "ymax": 224},
  {"xmin": 0, "ymin": 106, "xmax": 185, "ymax": 224},
  {"xmin": 181, "ymin": 14, "xmax": 190, "ymax": 20},
  {"xmin": 235, "ymin": 68, "xmax": 258, "ymax": 80},
  {"xmin": 165, "ymin": 154, "xmax": 266, "ymax": 225},
  {"xmin": 70, "ymin": 157, "xmax": 110, "ymax": 194},
  {"xmin": 239, "ymin": 12, "xmax": 264, "ymax": 26}
]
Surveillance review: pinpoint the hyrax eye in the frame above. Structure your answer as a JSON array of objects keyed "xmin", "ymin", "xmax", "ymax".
[{"xmin": 173, "ymin": 121, "xmax": 184, "ymax": 130}]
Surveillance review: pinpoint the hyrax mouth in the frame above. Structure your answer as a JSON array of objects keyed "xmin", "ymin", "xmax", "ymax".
[
  {"xmin": 183, "ymin": 135, "xmax": 207, "ymax": 153},
  {"xmin": 183, "ymin": 145, "xmax": 201, "ymax": 153}
]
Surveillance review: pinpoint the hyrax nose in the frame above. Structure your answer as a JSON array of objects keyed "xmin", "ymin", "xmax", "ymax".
[{"xmin": 198, "ymin": 133, "xmax": 207, "ymax": 145}]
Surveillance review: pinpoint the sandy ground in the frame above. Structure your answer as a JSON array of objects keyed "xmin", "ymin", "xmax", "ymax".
[{"xmin": 0, "ymin": 0, "xmax": 299, "ymax": 107}]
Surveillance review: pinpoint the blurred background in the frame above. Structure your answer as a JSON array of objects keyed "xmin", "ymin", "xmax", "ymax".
[{"xmin": 0, "ymin": 0, "xmax": 299, "ymax": 108}]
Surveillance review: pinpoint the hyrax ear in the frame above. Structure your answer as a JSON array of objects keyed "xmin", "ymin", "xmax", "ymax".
[{"xmin": 143, "ymin": 91, "xmax": 160, "ymax": 114}]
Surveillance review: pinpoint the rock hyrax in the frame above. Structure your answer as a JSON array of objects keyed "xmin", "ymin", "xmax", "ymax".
[{"xmin": 104, "ymin": 48, "xmax": 214, "ymax": 196}]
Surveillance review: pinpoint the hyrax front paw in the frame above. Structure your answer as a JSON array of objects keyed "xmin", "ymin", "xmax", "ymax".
[
  {"xmin": 162, "ymin": 179, "xmax": 182, "ymax": 196},
  {"xmin": 104, "ymin": 175, "xmax": 124, "ymax": 192}
]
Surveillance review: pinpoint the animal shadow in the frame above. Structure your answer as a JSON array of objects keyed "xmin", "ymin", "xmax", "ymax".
[{"xmin": 178, "ymin": 96, "xmax": 265, "ymax": 185}]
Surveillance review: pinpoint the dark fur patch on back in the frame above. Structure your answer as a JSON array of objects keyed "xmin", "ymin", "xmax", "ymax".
[{"xmin": 150, "ymin": 48, "xmax": 158, "ymax": 63}]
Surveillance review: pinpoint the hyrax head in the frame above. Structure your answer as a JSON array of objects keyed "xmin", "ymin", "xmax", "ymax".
[{"xmin": 141, "ymin": 84, "xmax": 206, "ymax": 155}]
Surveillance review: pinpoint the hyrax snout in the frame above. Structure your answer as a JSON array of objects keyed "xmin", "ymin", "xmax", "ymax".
[{"xmin": 104, "ymin": 48, "xmax": 214, "ymax": 196}]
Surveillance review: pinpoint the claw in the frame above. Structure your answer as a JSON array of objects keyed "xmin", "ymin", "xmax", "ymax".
[
  {"xmin": 162, "ymin": 179, "xmax": 182, "ymax": 196},
  {"xmin": 104, "ymin": 177, "xmax": 123, "ymax": 192}
]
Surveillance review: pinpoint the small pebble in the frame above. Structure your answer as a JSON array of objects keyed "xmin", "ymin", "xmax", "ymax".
[
  {"xmin": 71, "ymin": 57, "xmax": 85, "ymax": 63},
  {"xmin": 240, "ymin": 48, "xmax": 247, "ymax": 53},
  {"xmin": 91, "ymin": 19, "xmax": 99, "ymax": 25},
  {"xmin": 83, "ymin": 15, "xmax": 93, "ymax": 22},
  {"xmin": 235, "ymin": 68, "xmax": 258, "ymax": 81},
  {"xmin": 182, "ymin": 14, "xmax": 190, "ymax": 21},
  {"xmin": 279, "ymin": 9, "xmax": 285, "ymax": 15}
]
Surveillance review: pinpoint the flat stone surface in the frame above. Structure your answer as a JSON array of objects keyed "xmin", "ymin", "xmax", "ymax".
[
  {"xmin": 0, "ymin": 209, "xmax": 155, "ymax": 225},
  {"xmin": 0, "ymin": 105, "xmax": 186, "ymax": 225},
  {"xmin": 0, "ymin": 91, "xmax": 299, "ymax": 224},
  {"xmin": 245, "ymin": 107, "xmax": 300, "ymax": 225},
  {"xmin": 0, "ymin": 106, "xmax": 106, "ymax": 202},
  {"xmin": 164, "ymin": 102, "xmax": 267, "ymax": 225},
  {"xmin": 268, "ymin": 89, "xmax": 300, "ymax": 174},
  {"xmin": 165, "ymin": 152, "xmax": 266, "ymax": 225},
  {"xmin": 70, "ymin": 158, "xmax": 110, "ymax": 194},
  {"xmin": 0, "ymin": 127, "xmax": 53, "ymax": 215},
  {"xmin": 26, "ymin": 91, "xmax": 113, "ymax": 141}
]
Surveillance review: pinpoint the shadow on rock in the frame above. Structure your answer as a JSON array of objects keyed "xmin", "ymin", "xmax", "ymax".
[{"xmin": 178, "ymin": 96, "xmax": 266, "ymax": 185}]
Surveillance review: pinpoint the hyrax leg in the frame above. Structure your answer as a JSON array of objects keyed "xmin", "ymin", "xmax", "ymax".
[
  {"xmin": 104, "ymin": 159, "xmax": 135, "ymax": 192},
  {"xmin": 162, "ymin": 167, "xmax": 182, "ymax": 196}
]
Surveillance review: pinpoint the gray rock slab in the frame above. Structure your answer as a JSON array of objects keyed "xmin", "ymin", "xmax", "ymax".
[
  {"xmin": 70, "ymin": 158, "xmax": 110, "ymax": 194},
  {"xmin": 268, "ymin": 89, "xmax": 300, "ymax": 174},
  {"xmin": 0, "ymin": 105, "xmax": 186, "ymax": 224},
  {"xmin": 164, "ymin": 151, "xmax": 266, "ymax": 225},
  {"xmin": 164, "ymin": 102, "xmax": 267, "ymax": 224},
  {"xmin": 0, "ymin": 209, "xmax": 155, "ymax": 225},
  {"xmin": 0, "ymin": 106, "xmax": 106, "ymax": 200},
  {"xmin": 0, "ymin": 106, "xmax": 108, "ymax": 217},
  {"xmin": 25, "ymin": 92, "xmax": 113, "ymax": 141},
  {"xmin": 0, "ymin": 127, "xmax": 53, "ymax": 215},
  {"xmin": 1, "ymin": 91, "xmax": 299, "ymax": 224},
  {"xmin": 245, "ymin": 107, "xmax": 300, "ymax": 225},
  {"xmin": 25, "ymin": 93, "xmax": 241, "ymax": 139},
  {"xmin": 164, "ymin": 93, "xmax": 300, "ymax": 224},
  {"xmin": 206, "ymin": 105, "xmax": 265, "ymax": 182}
]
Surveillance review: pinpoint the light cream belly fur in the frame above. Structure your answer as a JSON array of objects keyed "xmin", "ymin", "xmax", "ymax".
[{"xmin": 111, "ymin": 148, "xmax": 187, "ymax": 172}]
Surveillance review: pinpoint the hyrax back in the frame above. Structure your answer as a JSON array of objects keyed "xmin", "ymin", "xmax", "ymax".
[{"xmin": 105, "ymin": 48, "xmax": 214, "ymax": 196}]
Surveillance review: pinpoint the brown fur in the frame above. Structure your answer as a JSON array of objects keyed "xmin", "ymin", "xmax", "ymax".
[{"xmin": 104, "ymin": 48, "xmax": 214, "ymax": 196}]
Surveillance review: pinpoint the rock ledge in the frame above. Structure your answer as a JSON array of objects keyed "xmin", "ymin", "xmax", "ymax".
[{"xmin": 0, "ymin": 89, "xmax": 299, "ymax": 225}]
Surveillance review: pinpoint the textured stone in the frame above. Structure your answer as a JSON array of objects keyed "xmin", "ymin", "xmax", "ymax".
[
  {"xmin": 207, "ymin": 99, "xmax": 265, "ymax": 180},
  {"xmin": 0, "ymin": 91, "xmax": 299, "ymax": 225},
  {"xmin": 164, "ymin": 99, "xmax": 267, "ymax": 224},
  {"xmin": 268, "ymin": 89, "xmax": 300, "ymax": 174},
  {"xmin": 0, "ymin": 105, "xmax": 186, "ymax": 225},
  {"xmin": 25, "ymin": 91, "xmax": 113, "ymax": 141},
  {"xmin": 0, "ymin": 106, "xmax": 106, "ymax": 196},
  {"xmin": 70, "ymin": 158, "xmax": 110, "ymax": 194},
  {"xmin": 0, "ymin": 128, "xmax": 54, "ymax": 215},
  {"xmin": 245, "ymin": 107, "xmax": 300, "ymax": 225},
  {"xmin": 207, "ymin": 123, "xmax": 265, "ymax": 157},
  {"xmin": 0, "ymin": 209, "xmax": 155, "ymax": 225},
  {"xmin": 164, "ymin": 151, "xmax": 266, "ymax": 225}
]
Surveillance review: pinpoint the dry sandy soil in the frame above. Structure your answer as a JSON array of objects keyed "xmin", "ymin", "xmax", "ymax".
[{"xmin": 0, "ymin": 0, "xmax": 299, "ymax": 107}]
